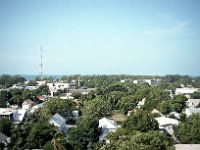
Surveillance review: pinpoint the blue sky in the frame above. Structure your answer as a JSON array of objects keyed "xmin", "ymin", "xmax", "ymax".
[{"xmin": 0, "ymin": 0, "xmax": 200, "ymax": 76}]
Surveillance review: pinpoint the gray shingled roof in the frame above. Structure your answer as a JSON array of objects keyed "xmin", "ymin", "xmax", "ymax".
[
  {"xmin": 51, "ymin": 113, "xmax": 66, "ymax": 125},
  {"xmin": 0, "ymin": 132, "xmax": 8, "ymax": 142}
]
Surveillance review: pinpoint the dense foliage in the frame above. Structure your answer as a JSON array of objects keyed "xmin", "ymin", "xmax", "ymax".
[
  {"xmin": 0, "ymin": 75, "xmax": 25, "ymax": 88},
  {"xmin": 174, "ymin": 114, "xmax": 200, "ymax": 144},
  {"xmin": 68, "ymin": 118, "xmax": 101, "ymax": 150},
  {"xmin": 122, "ymin": 111, "xmax": 159, "ymax": 132},
  {"xmin": 0, "ymin": 118, "xmax": 13, "ymax": 136}
]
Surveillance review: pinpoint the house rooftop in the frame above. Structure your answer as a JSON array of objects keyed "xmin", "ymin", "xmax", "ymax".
[
  {"xmin": 187, "ymin": 99, "xmax": 200, "ymax": 102},
  {"xmin": 51, "ymin": 113, "xmax": 66, "ymax": 125},
  {"xmin": 187, "ymin": 108, "xmax": 200, "ymax": 113},
  {"xmin": 155, "ymin": 117, "xmax": 179, "ymax": 126},
  {"xmin": 0, "ymin": 108, "xmax": 16, "ymax": 115},
  {"xmin": 175, "ymin": 144, "xmax": 200, "ymax": 150},
  {"xmin": 99, "ymin": 117, "xmax": 118, "ymax": 129}
]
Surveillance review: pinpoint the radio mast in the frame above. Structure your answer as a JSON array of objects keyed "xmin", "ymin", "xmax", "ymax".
[{"xmin": 40, "ymin": 46, "xmax": 43, "ymax": 81}]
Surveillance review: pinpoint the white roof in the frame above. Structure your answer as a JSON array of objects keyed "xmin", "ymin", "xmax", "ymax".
[
  {"xmin": 155, "ymin": 117, "xmax": 179, "ymax": 126},
  {"xmin": 30, "ymin": 103, "xmax": 44, "ymax": 113},
  {"xmin": 0, "ymin": 108, "xmax": 15, "ymax": 115},
  {"xmin": 0, "ymin": 108, "xmax": 26, "ymax": 122},
  {"xmin": 187, "ymin": 99, "xmax": 200, "ymax": 103},
  {"xmin": 175, "ymin": 144, "xmax": 200, "ymax": 150},
  {"xmin": 186, "ymin": 108, "xmax": 200, "ymax": 113},
  {"xmin": 50, "ymin": 113, "xmax": 66, "ymax": 126},
  {"xmin": 175, "ymin": 88, "xmax": 199, "ymax": 94},
  {"xmin": 99, "ymin": 117, "xmax": 118, "ymax": 129},
  {"xmin": 25, "ymin": 86, "xmax": 37, "ymax": 90}
]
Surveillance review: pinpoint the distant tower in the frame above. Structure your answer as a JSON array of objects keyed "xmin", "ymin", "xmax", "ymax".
[
  {"xmin": 77, "ymin": 75, "xmax": 80, "ymax": 87},
  {"xmin": 40, "ymin": 46, "xmax": 43, "ymax": 81}
]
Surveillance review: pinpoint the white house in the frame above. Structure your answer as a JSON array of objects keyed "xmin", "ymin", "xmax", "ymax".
[
  {"xmin": 120, "ymin": 79, "xmax": 131, "ymax": 83},
  {"xmin": 185, "ymin": 108, "xmax": 200, "ymax": 117},
  {"xmin": 47, "ymin": 82, "xmax": 70, "ymax": 97},
  {"xmin": 0, "ymin": 108, "xmax": 26, "ymax": 123},
  {"xmin": 98, "ymin": 117, "xmax": 118, "ymax": 141},
  {"xmin": 155, "ymin": 117, "xmax": 179, "ymax": 135},
  {"xmin": 133, "ymin": 79, "xmax": 142, "ymax": 84},
  {"xmin": 137, "ymin": 98, "xmax": 146, "ymax": 109},
  {"xmin": 143, "ymin": 79, "xmax": 155, "ymax": 85},
  {"xmin": 175, "ymin": 88, "xmax": 199, "ymax": 95},
  {"xmin": 36, "ymin": 80, "xmax": 46, "ymax": 86},
  {"xmin": 186, "ymin": 99, "xmax": 200, "ymax": 108},
  {"xmin": 50, "ymin": 113, "xmax": 67, "ymax": 133}
]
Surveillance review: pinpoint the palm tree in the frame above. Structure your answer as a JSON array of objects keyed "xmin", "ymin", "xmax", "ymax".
[{"xmin": 51, "ymin": 133, "xmax": 65, "ymax": 150}]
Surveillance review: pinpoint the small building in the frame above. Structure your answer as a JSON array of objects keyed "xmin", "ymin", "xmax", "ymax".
[
  {"xmin": 185, "ymin": 108, "xmax": 200, "ymax": 117},
  {"xmin": 0, "ymin": 108, "xmax": 26, "ymax": 123},
  {"xmin": 143, "ymin": 79, "xmax": 156, "ymax": 85},
  {"xmin": 47, "ymin": 82, "xmax": 70, "ymax": 97},
  {"xmin": 36, "ymin": 80, "xmax": 46, "ymax": 86},
  {"xmin": 120, "ymin": 79, "xmax": 131, "ymax": 83},
  {"xmin": 137, "ymin": 98, "xmax": 146, "ymax": 109},
  {"xmin": 186, "ymin": 99, "xmax": 200, "ymax": 108},
  {"xmin": 175, "ymin": 88, "xmax": 199, "ymax": 96},
  {"xmin": 133, "ymin": 79, "xmax": 142, "ymax": 84},
  {"xmin": 22, "ymin": 99, "xmax": 35, "ymax": 110},
  {"xmin": 50, "ymin": 113, "xmax": 67, "ymax": 133},
  {"xmin": 155, "ymin": 117, "xmax": 179, "ymax": 135},
  {"xmin": 98, "ymin": 117, "xmax": 118, "ymax": 141}
]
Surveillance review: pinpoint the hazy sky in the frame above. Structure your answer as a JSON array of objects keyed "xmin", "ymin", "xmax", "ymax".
[{"xmin": 0, "ymin": 0, "xmax": 200, "ymax": 75}]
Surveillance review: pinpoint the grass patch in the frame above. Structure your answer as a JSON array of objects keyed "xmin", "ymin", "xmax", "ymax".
[{"xmin": 110, "ymin": 112, "xmax": 127, "ymax": 124}]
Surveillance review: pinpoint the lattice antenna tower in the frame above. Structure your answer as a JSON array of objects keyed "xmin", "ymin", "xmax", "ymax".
[{"xmin": 40, "ymin": 46, "xmax": 43, "ymax": 81}]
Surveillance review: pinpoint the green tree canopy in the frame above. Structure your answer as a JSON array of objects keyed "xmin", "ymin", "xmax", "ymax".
[
  {"xmin": 39, "ymin": 98, "xmax": 75, "ymax": 120},
  {"xmin": 191, "ymin": 91, "xmax": 200, "ymax": 99},
  {"xmin": 81, "ymin": 97, "xmax": 112, "ymax": 119},
  {"xmin": 0, "ymin": 118, "xmax": 13, "ymax": 136},
  {"xmin": 174, "ymin": 114, "xmax": 200, "ymax": 144},
  {"xmin": 117, "ymin": 131, "xmax": 175, "ymax": 150},
  {"xmin": 68, "ymin": 118, "xmax": 101, "ymax": 150},
  {"xmin": 122, "ymin": 111, "xmax": 159, "ymax": 132}
]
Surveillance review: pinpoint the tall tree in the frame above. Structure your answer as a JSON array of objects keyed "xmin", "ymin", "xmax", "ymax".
[
  {"xmin": 68, "ymin": 118, "xmax": 101, "ymax": 150},
  {"xmin": 0, "ymin": 118, "xmax": 13, "ymax": 136},
  {"xmin": 39, "ymin": 98, "xmax": 75, "ymax": 120},
  {"xmin": 122, "ymin": 111, "xmax": 159, "ymax": 132},
  {"xmin": 81, "ymin": 97, "xmax": 112, "ymax": 119}
]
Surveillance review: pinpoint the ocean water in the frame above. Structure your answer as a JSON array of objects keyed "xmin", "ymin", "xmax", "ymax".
[{"xmin": 22, "ymin": 75, "xmax": 63, "ymax": 81}]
